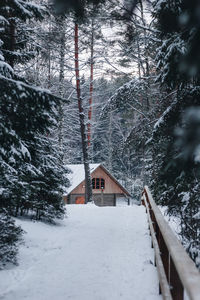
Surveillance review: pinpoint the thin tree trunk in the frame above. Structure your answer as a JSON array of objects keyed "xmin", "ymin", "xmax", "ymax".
[
  {"xmin": 47, "ymin": 22, "xmax": 51, "ymax": 89},
  {"xmin": 9, "ymin": 18, "xmax": 15, "ymax": 68},
  {"xmin": 139, "ymin": 0, "xmax": 150, "ymax": 109},
  {"xmin": 74, "ymin": 23, "xmax": 92, "ymax": 203},
  {"xmin": 58, "ymin": 17, "xmax": 65, "ymax": 161},
  {"xmin": 136, "ymin": 33, "xmax": 142, "ymax": 78},
  {"xmin": 87, "ymin": 21, "xmax": 94, "ymax": 150},
  {"xmin": 108, "ymin": 112, "xmax": 113, "ymax": 172}
]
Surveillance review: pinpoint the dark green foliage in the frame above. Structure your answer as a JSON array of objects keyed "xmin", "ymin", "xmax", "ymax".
[
  {"xmin": 53, "ymin": 0, "xmax": 105, "ymax": 18},
  {"xmin": 155, "ymin": 0, "xmax": 200, "ymax": 78},
  {"xmin": 0, "ymin": 0, "xmax": 69, "ymax": 267},
  {"xmin": 0, "ymin": 0, "xmax": 46, "ymax": 66},
  {"xmin": 0, "ymin": 76, "xmax": 63, "ymax": 217},
  {"xmin": 154, "ymin": 0, "xmax": 200, "ymax": 86},
  {"xmin": 0, "ymin": 81, "xmax": 68, "ymax": 221},
  {"xmin": 150, "ymin": 87, "xmax": 200, "ymax": 267},
  {"xmin": 0, "ymin": 210, "xmax": 23, "ymax": 268},
  {"xmin": 26, "ymin": 135, "xmax": 68, "ymax": 222},
  {"xmin": 149, "ymin": 0, "xmax": 200, "ymax": 267},
  {"xmin": 0, "ymin": 75, "xmax": 68, "ymax": 221}
]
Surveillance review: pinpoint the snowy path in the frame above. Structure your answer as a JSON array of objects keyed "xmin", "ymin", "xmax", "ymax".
[{"xmin": 0, "ymin": 205, "xmax": 161, "ymax": 300}]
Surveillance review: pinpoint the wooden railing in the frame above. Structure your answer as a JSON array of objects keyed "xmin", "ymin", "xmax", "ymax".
[{"xmin": 142, "ymin": 186, "xmax": 200, "ymax": 300}]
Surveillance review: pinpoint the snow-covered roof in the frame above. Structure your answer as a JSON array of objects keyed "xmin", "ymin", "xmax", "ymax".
[
  {"xmin": 64, "ymin": 163, "xmax": 131, "ymax": 197},
  {"xmin": 65, "ymin": 164, "xmax": 101, "ymax": 195}
]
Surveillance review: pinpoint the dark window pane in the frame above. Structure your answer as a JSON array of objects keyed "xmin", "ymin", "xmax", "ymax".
[
  {"xmin": 92, "ymin": 178, "xmax": 95, "ymax": 189},
  {"xmin": 101, "ymin": 178, "xmax": 105, "ymax": 189},
  {"xmin": 96, "ymin": 178, "xmax": 100, "ymax": 189}
]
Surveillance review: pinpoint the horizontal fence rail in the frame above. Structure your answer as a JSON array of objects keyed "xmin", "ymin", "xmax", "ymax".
[{"xmin": 142, "ymin": 186, "xmax": 200, "ymax": 300}]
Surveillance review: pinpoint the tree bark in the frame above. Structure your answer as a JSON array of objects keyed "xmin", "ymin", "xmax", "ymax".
[
  {"xmin": 58, "ymin": 16, "xmax": 65, "ymax": 161},
  {"xmin": 9, "ymin": 18, "xmax": 15, "ymax": 68},
  {"xmin": 74, "ymin": 23, "xmax": 92, "ymax": 203},
  {"xmin": 87, "ymin": 21, "xmax": 94, "ymax": 149},
  {"xmin": 47, "ymin": 21, "xmax": 51, "ymax": 89}
]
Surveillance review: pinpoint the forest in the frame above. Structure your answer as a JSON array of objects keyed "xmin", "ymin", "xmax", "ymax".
[{"xmin": 0, "ymin": 0, "xmax": 200, "ymax": 274}]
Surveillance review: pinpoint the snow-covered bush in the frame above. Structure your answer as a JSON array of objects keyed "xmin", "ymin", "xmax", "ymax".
[
  {"xmin": 131, "ymin": 178, "xmax": 143, "ymax": 203},
  {"xmin": 0, "ymin": 211, "xmax": 23, "ymax": 269}
]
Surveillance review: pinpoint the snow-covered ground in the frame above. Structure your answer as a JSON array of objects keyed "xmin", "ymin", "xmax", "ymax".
[{"xmin": 0, "ymin": 204, "xmax": 161, "ymax": 300}]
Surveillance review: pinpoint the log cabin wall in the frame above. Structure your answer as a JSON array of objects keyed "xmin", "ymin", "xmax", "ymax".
[
  {"xmin": 68, "ymin": 193, "xmax": 124, "ymax": 206},
  {"xmin": 93, "ymin": 194, "xmax": 115, "ymax": 206}
]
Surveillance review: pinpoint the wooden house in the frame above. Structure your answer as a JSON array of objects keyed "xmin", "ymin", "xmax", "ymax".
[{"xmin": 63, "ymin": 164, "xmax": 131, "ymax": 206}]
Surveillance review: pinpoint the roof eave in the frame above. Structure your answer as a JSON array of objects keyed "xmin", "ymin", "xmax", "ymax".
[
  {"xmin": 64, "ymin": 163, "xmax": 131, "ymax": 197},
  {"xmin": 99, "ymin": 165, "xmax": 131, "ymax": 197}
]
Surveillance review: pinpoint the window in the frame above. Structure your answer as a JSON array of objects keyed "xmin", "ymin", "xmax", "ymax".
[
  {"xmin": 92, "ymin": 178, "xmax": 105, "ymax": 189},
  {"xmin": 101, "ymin": 178, "xmax": 105, "ymax": 189},
  {"xmin": 92, "ymin": 178, "xmax": 95, "ymax": 189}
]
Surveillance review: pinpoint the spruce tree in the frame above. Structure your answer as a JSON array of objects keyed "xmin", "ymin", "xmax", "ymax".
[
  {"xmin": 27, "ymin": 134, "xmax": 68, "ymax": 222},
  {"xmin": 0, "ymin": 0, "xmax": 69, "ymax": 265},
  {"xmin": 150, "ymin": 0, "xmax": 200, "ymax": 267}
]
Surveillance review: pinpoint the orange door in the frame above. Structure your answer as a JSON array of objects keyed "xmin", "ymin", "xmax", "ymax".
[{"xmin": 75, "ymin": 197, "xmax": 85, "ymax": 204}]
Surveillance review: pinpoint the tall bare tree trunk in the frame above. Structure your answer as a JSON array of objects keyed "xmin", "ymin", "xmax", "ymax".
[
  {"xmin": 139, "ymin": 0, "xmax": 150, "ymax": 110},
  {"xmin": 47, "ymin": 21, "xmax": 51, "ymax": 89},
  {"xmin": 87, "ymin": 21, "xmax": 94, "ymax": 150},
  {"xmin": 58, "ymin": 16, "xmax": 65, "ymax": 161},
  {"xmin": 74, "ymin": 23, "xmax": 92, "ymax": 203},
  {"xmin": 108, "ymin": 112, "xmax": 113, "ymax": 172}
]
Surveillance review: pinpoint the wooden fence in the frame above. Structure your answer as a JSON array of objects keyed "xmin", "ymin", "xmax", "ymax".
[{"xmin": 142, "ymin": 186, "xmax": 200, "ymax": 300}]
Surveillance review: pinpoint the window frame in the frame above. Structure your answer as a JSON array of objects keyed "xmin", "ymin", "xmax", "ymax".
[{"xmin": 92, "ymin": 178, "xmax": 105, "ymax": 190}]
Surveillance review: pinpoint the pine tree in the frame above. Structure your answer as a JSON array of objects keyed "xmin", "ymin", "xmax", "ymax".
[
  {"xmin": 0, "ymin": 0, "xmax": 69, "ymax": 265},
  {"xmin": 0, "ymin": 5, "xmax": 24, "ymax": 267},
  {"xmin": 26, "ymin": 134, "xmax": 68, "ymax": 222},
  {"xmin": 149, "ymin": 0, "xmax": 200, "ymax": 267},
  {"xmin": 0, "ymin": 0, "xmax": 46, "ymax": 68}
]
